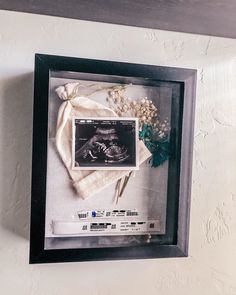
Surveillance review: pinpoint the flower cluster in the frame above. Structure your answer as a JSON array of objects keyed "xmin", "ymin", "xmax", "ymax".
[
  {"xmin": 107, "ymin": 86, "xmax": 130, "ymax": 116},
  {"xmin": 153, "ymin": 119, "xmax": 170, "ymax": 140},
  {"xmin": 131, "ymin": 98, "xmax": 158, "ymax": 126},
  {"xmin": 107, "ymin": 86, "xmax": 158, "ymax": 125},
  {"xmin": 107, "ymin": 86, "xmax": 169, "ymax": 137}
]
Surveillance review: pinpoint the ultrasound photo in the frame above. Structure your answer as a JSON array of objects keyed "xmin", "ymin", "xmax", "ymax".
[{"xmin": 72, "ymin": 118, "xmax": 138, "ymax": 170}]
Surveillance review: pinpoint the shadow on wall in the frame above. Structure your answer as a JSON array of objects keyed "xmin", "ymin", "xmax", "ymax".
[{"xmin": 0, "ymin": 73, "xmax": 34, "ymax": 240}]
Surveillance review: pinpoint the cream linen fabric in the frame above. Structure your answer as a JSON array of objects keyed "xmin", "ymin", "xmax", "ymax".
[{"xmin": 55, "ymin": 82, "xmax": 151, "ymax": 199}]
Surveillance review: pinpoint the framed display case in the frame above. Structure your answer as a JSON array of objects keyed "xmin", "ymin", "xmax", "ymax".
[{"xmin": 30, "ymin": 54, "xmax": 196, "ymax": 263}]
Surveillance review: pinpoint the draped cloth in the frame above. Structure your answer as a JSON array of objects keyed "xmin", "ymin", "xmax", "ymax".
[{"xmin": 55, "ymin": 82, "xmax": 151, "ymax": 199}]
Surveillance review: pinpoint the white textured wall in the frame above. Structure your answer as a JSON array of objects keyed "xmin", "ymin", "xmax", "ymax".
[{"xmin": 0, "ymin": 10, "xmax": 236, "ymax": 295}]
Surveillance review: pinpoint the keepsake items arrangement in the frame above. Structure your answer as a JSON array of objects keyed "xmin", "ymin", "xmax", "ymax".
[{"xmin": 55, "ymin": 82, "xmax": 170, "ymax": 200}]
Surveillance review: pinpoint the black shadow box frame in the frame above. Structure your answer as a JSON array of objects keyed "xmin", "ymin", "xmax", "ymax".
[{"xmin": 30, "ymin": 54, "xmax": 196, "ymax": 264}]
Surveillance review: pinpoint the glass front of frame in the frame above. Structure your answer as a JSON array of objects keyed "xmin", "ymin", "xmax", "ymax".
[{"xmin": 44, "ymin": 70, "xmax": 182, "ymax": 250}]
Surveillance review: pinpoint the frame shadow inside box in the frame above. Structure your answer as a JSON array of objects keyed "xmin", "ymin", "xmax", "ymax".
[{"xmin": 30, "ymin": 54, "xmax": 196, "ymax": 263}]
